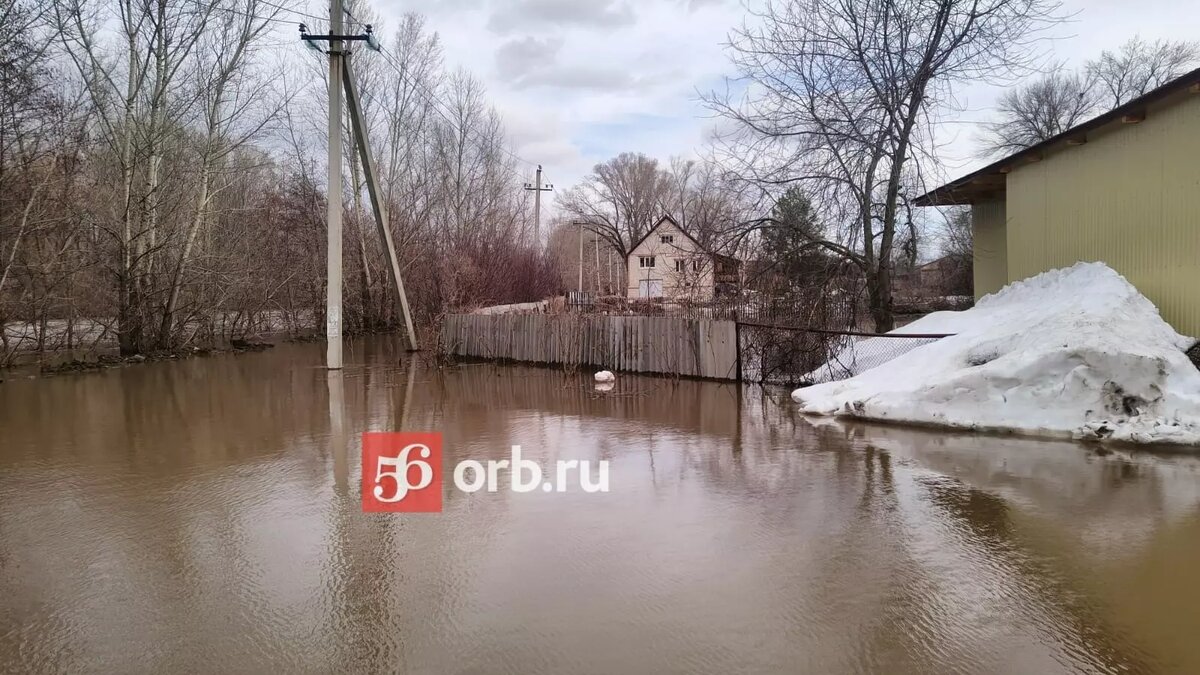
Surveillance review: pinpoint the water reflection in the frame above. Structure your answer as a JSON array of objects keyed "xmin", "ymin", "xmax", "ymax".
[{"xmin": 1, "ymin": 337, "xmax": 1199, "ymax": 673}]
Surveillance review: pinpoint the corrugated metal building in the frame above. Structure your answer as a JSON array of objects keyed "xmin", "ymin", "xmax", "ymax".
[{"xmin": 916, "ymin": 68, "xmax": 1200, "ymax": 337}]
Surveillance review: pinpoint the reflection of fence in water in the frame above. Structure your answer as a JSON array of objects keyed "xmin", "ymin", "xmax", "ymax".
[{"xmin": 736, "ymin": 322, "xmax": 951, "ymax": 386}]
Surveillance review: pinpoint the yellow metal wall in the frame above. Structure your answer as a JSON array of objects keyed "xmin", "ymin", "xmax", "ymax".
[
  {"xmin": 1005, "ymin": 94, "xmax": 1200, "ymax": 337},
  {"xmin": 972, "ymin": 198, "xmax": 1009, "ymax": 299}
]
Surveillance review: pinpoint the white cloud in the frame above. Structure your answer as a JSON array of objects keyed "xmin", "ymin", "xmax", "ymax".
[
  {"xmin": 494, "ymin": 36, "xmax": 564, "ymax": 80},
  {"xmin": 375, "ymin": 0, "xmax": 1199, "ymax": 210},
  {"xmin": 486, "ymin": 0, "xmax": 636, "ymax": 34}
]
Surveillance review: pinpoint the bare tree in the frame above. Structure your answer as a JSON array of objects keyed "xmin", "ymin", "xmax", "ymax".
[
  {"xmin": 980, "ymin": 36, "xmax": 1197, "ymax": 156},
  {"xmin": 2, "ymin": 0, "xmax": 552, "ymax": 363},
  {"xmin": 981, "ymin": 67, "xmax": 1097, "ymax": 155},
  {"xmin": 661, "ymin": 156, "xmax": 751, "ymax": 253},
  {"xmin": 545, "ymin": 220, "xmax": 623, "ymax": 295},
  {"xmin": 1087, "ymin": 37, "xmax": 1200, "ymax": 107},
  {"xmin": 941, "ymin": 206, "xmax": 973, "ymax": 259},
  {"xmin": 558, "ymin": 152, "xmax": 671, "ymax": 259},
  {"xmin": 55, "ymin": 0, "xmax": 218, "ymax": 353},
  {"xmin": 708, "ymin": 0, "xmax": 1062, "ymax": 331},
  {"xmin": 157, "ymin": 0, "xmax": 281, "ymax": 347},
  {"xmin": 939, "ymin": 206, "xmax": 973, "ymax": 296}
]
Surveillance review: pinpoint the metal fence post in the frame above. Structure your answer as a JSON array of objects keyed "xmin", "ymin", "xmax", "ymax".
[{"xmin": 734, "ymin": 319, "xmax": 743, "ymax": 382}]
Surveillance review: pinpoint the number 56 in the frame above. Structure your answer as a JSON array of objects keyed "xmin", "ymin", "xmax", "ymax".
[{"xmin": 362, "ymin": 433, "xmax": 443, "ymax": 512}]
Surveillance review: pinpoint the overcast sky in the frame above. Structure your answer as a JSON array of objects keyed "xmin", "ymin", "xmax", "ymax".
[{"xmin": 353, "ymin": 0, "xmax": 1198, "ymax": 209}]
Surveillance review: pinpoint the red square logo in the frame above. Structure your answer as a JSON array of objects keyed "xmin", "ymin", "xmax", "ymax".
[{"xmin": 361, "ymin": 432, "xmax": 443, "ymax": 512}]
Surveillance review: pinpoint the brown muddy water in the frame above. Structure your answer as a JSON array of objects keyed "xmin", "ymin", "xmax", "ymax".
[{"xmin": 2, "ymin": 337, "xmax": 1200, "ymax": 674}]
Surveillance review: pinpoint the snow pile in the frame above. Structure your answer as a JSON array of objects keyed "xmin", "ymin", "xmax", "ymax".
[
  {"xmin": 791, "ymin": 262, "xmax": 1200, "ymax": 445},
  {"xmin": 473, "ymin": 300, "xmax": 548, "ymax": 315}
]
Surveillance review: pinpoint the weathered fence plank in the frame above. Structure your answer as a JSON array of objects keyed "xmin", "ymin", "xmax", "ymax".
[{"xmin": 441, "ymin": 313, "xmax": 738, "ymax": 381}]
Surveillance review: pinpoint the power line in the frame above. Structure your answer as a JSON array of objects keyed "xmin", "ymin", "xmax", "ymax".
[
  {"xmin": 370, "ymin": 43, "xmax": 539, "ymax": 170},
  {"xmin": 341, "ymin": 5, "xmax": 368, "ymax": 27},
  {"xmin": 254, "ymin": 0, "xmax": 326, "ymax": 23},
  {"xmin": 223, "ymin": 0, "xmax": 361, "ymax": 29},
  {"xmin": 251, "ymin": 0, "xmax": 539, "ymax": 172},
  {"xmin": 213, "ymin": 6, "xmax": 303, "ymax": 27},
  {"xmin": 268, "ymin": 1, "xmax": 538, "ymax": 172}
]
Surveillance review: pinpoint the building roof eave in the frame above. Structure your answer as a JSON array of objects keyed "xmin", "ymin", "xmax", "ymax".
[{"xmin": 914, "ymin": 66, "xmax": 1200, "ymax": 207}]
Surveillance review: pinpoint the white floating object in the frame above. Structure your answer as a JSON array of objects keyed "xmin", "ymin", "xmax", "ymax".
[
  {"xmin": 594, "ymin": 370, "xmax": 615, "ymax": 383},
  {"xmin": 594, "ymin": 381, "xmax": 615, "ymax": 393}
]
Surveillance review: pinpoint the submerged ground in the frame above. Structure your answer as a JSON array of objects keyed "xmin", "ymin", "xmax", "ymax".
[{"xmin": 2, "ymin": 337, "xmax": 1200, "ymax": 673}]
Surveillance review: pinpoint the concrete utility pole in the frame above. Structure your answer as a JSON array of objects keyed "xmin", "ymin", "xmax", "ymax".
[
  {"xmin": 523, "ymin": 166, "xmax": 553, "ymax": 249},
  {"xmin": 325, "ymin": 0, "xmax": 344, "ymax": 369},
  {"xmin": 302, "ymin": 9, "xmax": 419, "ymax": 366}
]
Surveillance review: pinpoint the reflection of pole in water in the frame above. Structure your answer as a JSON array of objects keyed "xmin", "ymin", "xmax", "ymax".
[
  {"xmin": 399, "ymin": 358, "xmax": 417, "ymax": 431},
  {"xmin": 329, "ymin": 370, "xmax": 348, "ymax": 493},
  {"xmin": 733, "ymin": 383, "xmax": 744, "ymax": 455}
]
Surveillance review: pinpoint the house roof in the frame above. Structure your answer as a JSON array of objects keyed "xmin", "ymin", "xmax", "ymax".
[
  {"xmin": 917, "ymin": 254, "xmax": 957, "ymax": 270},
  {"xmin": 628, "ymin": 215, "xmax": 716, "ymax": 258},
  {"xmin": 914, "ymin": 67, "xmax": 1200, "ymax": 206}
]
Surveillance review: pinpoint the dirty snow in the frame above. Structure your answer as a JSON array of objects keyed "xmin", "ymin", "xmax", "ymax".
[
  {"xmin": 473, "ymin": 300, "xmax": 549, "ymax": 315},
  {"xmin": 791, "ymin": 262, "xmax": 1200, "ymax": 446}
]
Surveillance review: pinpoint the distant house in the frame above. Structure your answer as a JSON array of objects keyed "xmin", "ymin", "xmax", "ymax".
[
  {"xmin": 894, "ymin": 255, "xmax": 970, "ymax": 298},
  {"xmin": 915, "ymin": 67, "xmax": 1199, "ymax": 336},
  {"xmin": 626, "ymin": 215, "xmax": 740, "ymax": 300}
]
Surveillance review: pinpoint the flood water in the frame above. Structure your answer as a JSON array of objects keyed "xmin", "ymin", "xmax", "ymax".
[{"xmin": 3, "ymin": 337, "xmax": 1200, "ymax": 674}]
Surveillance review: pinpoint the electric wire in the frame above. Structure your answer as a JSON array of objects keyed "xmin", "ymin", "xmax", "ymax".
[{"xmin": 209, "ymin": 0, "xmax": 542, "ymax": 173}]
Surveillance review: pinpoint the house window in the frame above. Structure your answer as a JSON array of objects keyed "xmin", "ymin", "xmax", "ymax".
[
  {"xmin": 639, "ymin": 256, "xmax": 655, "ymax": 268},
  {"xmin": 660, "ymin": 235, "xmax": 674, "ymax": 244},
  {"xmin": 674, "ymin": 259, "xmax": 686, "ymax": 272},
  {"xmin": 692, "ymin": 260, "xmax": 700, "ymax": 272}
]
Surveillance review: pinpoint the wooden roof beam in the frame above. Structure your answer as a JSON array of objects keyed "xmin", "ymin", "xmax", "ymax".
[{"xmin": 1121, "ymin": 110, "xmax": 1146, "ymax": 124}]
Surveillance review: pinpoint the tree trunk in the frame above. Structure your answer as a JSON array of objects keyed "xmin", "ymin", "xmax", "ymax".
[
  {"xmin": 141, "ymin": 0, "xmax": 168, "ymax": 323},
  {"xmin": 117, "ymin": 27, "xmax": 140, "ymax": 356},
  {"xmin": 158, "ymin": 159, "xmax": 211, "ymax": 349}
]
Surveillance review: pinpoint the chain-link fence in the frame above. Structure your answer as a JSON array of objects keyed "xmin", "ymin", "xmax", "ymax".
[
  {"xmin": 736, "ymin": 321, "xmax": 952, "ymax": 386},
  {"xmin": 476, "ymin": 288, "xmax": 952, "ymax": 386}
]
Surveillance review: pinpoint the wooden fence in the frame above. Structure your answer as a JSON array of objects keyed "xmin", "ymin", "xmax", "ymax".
[{"xmin": 440, "ymin": 314, "xmax": 739, "ymax": 381}]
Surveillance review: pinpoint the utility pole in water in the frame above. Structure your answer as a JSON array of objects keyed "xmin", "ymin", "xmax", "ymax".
[
  {"xmin": 302, "ymin": 6, "xmax": 419, "ymax": 368},
  {"xmin": 524, "ymin": 165, "xmax": 553, "ymax": 249},
  {"xmin": 325, "ymin": 0, "xmax": 344, "ymax": 369}
]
